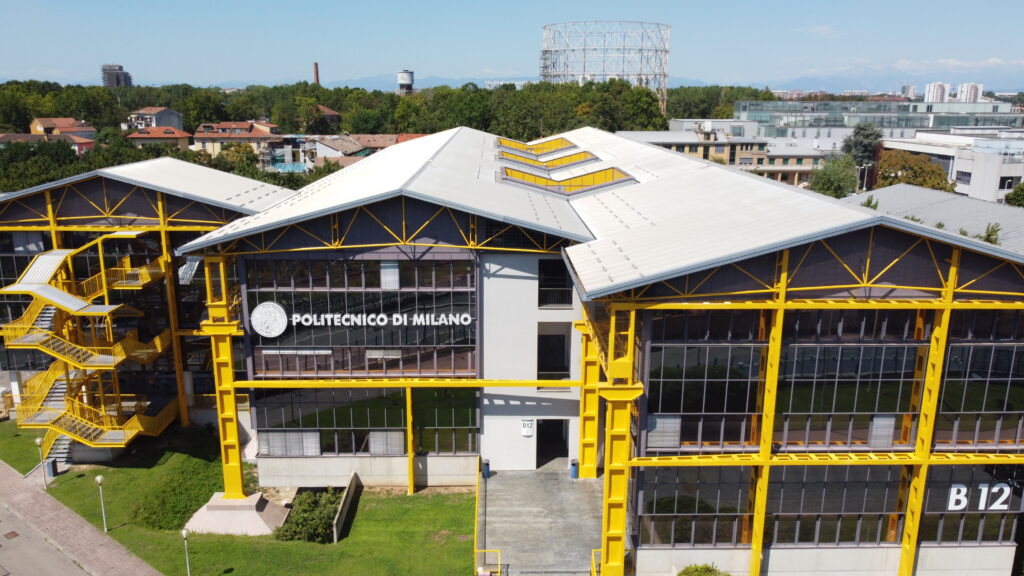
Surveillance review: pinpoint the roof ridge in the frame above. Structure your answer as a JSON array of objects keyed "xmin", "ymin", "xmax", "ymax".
[{"xmin": 398, "ymin": 127, "xmax": 464, "ymax": 192}]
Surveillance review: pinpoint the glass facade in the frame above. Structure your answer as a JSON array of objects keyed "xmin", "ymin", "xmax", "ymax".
[{"xmin": 245, "ymin": 257, "xmax": 477, "ymax": 377}]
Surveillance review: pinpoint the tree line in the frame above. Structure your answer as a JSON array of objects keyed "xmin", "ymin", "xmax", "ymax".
[{"xmin": 0, "ymin": 79, "xmax": 775, "ymax": 138}]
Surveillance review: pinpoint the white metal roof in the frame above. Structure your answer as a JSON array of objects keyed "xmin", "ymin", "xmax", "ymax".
[
  {"xmin": 844, "ymin": 185, "xmax": 1024, "ymax": 255},
  {"xmin": 172, "ymin": 125, "xmax": 1024, "ymax": 299},
  {"xmin": 179, "ymin": 127, "xmax": 595, "ymax": 253},
  {"xmin": 0, "ymin": 157, "xmax": 296, "ymax": 215}
]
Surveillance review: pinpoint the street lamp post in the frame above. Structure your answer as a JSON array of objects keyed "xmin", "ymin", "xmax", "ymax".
[
  {"xmin": 95, "ymin": 475, "xmax": 108, "ymax": 533},
  {"xmin": 181, "ymin": 529, "xmax": 192, "ymax": 576},
  {"xmin": 34, "ymin": 437, "xmax": 46, "ymax": 491}
]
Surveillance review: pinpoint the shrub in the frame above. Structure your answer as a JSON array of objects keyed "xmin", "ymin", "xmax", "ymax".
[
  {"xmin": 275, "ymin": 488, "xmax": 343, "ymax": 544},
  {"xmin": 679, "ymin": 564, "xmax": 732, "ymax": 576}
]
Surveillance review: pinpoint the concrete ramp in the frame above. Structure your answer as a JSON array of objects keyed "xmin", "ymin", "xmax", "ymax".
[{"xmin": 481, "ymin": 458, "xmax": 602, "ymax": 575}]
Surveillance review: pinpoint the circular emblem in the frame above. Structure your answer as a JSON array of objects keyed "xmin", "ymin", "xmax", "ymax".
[{"xmin": 250, "ymin": 301, "xmax": 288, "ymax": 338}]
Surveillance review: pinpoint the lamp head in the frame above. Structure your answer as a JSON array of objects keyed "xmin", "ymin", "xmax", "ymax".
[
  {"xmin": 34, "ymin": 437, "xmax": 42, "ymax": 447},
  {"xmin": 95, "ymin": 475, "xmax": 104, "ymax": 486},
  {"xmin": 181, "ymin": 529, "xmax": 189, "ymax": 540}
]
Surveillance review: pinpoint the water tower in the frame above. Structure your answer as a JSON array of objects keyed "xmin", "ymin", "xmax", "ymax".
[{"xmin": 397, "ymin": 70, "xmax": 415, "ymax": 96}]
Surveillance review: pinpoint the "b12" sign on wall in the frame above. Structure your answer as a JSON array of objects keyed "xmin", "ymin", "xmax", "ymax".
[{"xmin": 947, "ymin": 483, "xmax": 1012, "ymax": 511}]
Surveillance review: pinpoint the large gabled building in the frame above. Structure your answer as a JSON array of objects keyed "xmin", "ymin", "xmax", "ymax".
[{"xmin": 5, "ymin": 128, "xmax": 1024, "ymax": 576}]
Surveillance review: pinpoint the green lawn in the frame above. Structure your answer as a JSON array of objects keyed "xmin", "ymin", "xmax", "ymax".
[
  {"xmin": 1, "ymin": 424, "xmax": 473, "ymax": 576},
  {"xmin": 0, "ymin": 418, "xmax": 45, "ymax": 474}
]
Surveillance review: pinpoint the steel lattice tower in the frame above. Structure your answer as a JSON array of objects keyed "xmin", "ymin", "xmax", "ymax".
[{"xmin": 540, "ymin": 21, "xmax": 670, "ymax": 114}]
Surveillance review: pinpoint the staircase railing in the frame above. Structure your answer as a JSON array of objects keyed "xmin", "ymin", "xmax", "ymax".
[
  {"xmin": 14, "ymin": 361, "xmax": 67, "ymax": 425},
  {"xmin": 40, "ymin": 428, "xmax": 60, "ymax": 460},
  {"xmin": 136, "ymin": 401, "xmax": 179, "ymax": 436},
  {"xmin": 108, "ymin": 256, "xmax": 166, "ymax": 288},
  {"xmin": 75, "ymin": 270, "xmax": 107, "ymax": 301},
  {"xmin": 0, "ymin": 299, "xmax": 49, "ymax": 341}
]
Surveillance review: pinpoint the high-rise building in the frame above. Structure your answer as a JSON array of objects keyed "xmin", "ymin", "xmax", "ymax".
[
  {"xmin": 955, "ymin": 82, "xmax": 984, "ymax": 103},
  {"xmin": 924, "ymin": 82, "xmax": 950, "ymax": 103},
  {"xmin": 101, "ymin": 64, "xmax": 133, "ymax": 88},
  {"xmin": 900, "ymin": 84, "xmax": 917, "ymax": 99}
]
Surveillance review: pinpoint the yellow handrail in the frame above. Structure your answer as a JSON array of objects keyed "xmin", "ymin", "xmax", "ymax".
[
  {"xmin": 40, "ymin": 428, "xmax": 60, "ymax": 460},
  {"xmin": 0, "ymin": 299, "xmax": 48, "ymax": 341},
  {"xmin": 135, "ymin": 400, "xmax": 178, "ymax": 436},
  {"xmin": 591, "ymin": 549, "xmax": 601, "ymax": 576},
  {"xmin": 14, "ymin": 361, "xmax": 68, "ymax": 425}
]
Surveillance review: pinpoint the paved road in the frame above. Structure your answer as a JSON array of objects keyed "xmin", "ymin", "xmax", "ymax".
[
  {"xmin": 0, "ymin": 504, "xmax": 91, "ymax": 576},
  {"xmin": 0, "ymin": 461, "xmax": 163, "ymax": 576}
]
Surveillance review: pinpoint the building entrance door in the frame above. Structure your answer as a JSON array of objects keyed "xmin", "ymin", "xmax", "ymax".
[{"xmin": 536, "ymin": 419, "xmax": 568, "ymax": 468}]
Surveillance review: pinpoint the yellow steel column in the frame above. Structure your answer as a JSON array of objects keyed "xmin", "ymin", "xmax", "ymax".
[
  {"xmin": 44, "ymin": 189, "xmax": 61, "ymax": 249},
  {"xmin": 201, "ymin": 256, "xmax": 245, "ymax": 499},
  {"xmin": 748, "ymin": 249, "xmax": 788, "ymax": 576},
  {"xmin": 598, "ymin": 387, "xmax": 643, "ymax": 576},
  {"xmin": 598, "ymin": 307, "xmax": 643, "ymax": 576},
  {"xmin": 891, "ymin": 311, "xmax": 929, "ymax": 542},
  {"xmin": 158, "ymin": 192, "xmax": 191, "ymax": 426},
  {"xmin": 576, "ymin": 320, "xmax": 601, "ymax": 479},
  {"xmin": 898, "ymin": 247, "xmax": 959, "ymax": 576},
  {"xmin": 406, "ymin": 387, "xmax": 415, "ymax": 495}
]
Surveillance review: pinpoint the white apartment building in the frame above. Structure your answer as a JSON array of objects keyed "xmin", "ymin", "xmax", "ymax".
[{"xmin": 883, "ymin": 127, "xmax": 1024, "ymax": 203}]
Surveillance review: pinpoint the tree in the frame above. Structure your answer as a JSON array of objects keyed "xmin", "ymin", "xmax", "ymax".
[
  {"xmin": 1005, "ymin": 182, "xmax": 1024, "ymax": 207},
  {"xmin": 842, "ymin": 122, "xmax": 883, "ymax": 166},
  {"xmin": 808, "ymin": 153, "xmax": 858, "ymax": 198},
  {"xmin": 876, "ymin": 149, "xmax": 956, "ymax": 192},
  {"xmin": 679, "ymin": 565, "xmax": 732, "ymax": 576}
]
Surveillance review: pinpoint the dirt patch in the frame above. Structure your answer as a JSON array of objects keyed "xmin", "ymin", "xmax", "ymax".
[
  {"xmin": 431, "ymin": 529, "xmax": 451, "ymax": 542},
  {"xmin": 261, "ymin": 486, "xmax": 298, "ymax": 507}
]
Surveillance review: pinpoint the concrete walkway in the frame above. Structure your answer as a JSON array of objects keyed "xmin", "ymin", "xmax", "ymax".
[
  {"xmin": 0, "ymin": 461, "xmax": 163, "ymax": 576},
  {"xmin": 482, "ymin": 457, "xmax": 602, "ymax": 575}
]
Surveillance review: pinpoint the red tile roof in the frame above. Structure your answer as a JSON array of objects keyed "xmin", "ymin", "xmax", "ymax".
[
  {"xmin": 317, "ymin": 104, "xmax": 340, "ymax": 116},
  {"xmin": 397, "ymin": 133, "xmax": 427, "ymax": 143},
  {"xmin": 0, "ymin": 133, "xmax": 94, "ymax": 145},
  {"xmin": 33, "ymin": 117, "xmax": 95, "ymax": 131},
  {"xmin": 128, "ymin": 127, "xmax": 192, "ymax": 139}
]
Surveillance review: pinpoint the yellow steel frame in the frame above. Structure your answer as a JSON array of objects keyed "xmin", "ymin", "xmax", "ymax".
[
  {"xmin": 223, "ymin": 197, "xmax": 570, "ymax": 257},
  {"xmin": 0, "ymin": 179, "xmax": 232, "ymax": 449},
  {"xmin": 577, "ymin": 241, "xmax": 1024, "ymax": 576}
]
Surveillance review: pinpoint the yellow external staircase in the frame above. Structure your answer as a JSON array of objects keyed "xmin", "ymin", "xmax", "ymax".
[{"xmin": 2, "ymin": 235, "xmax": 178, "ymax": 458}]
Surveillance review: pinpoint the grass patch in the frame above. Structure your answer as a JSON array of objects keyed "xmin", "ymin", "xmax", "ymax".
[
  {"xmin": 2, "ymin": 424, "xmax": 473, "ymax": 575},
  {"xmin": 0, "ymin": 418, "xmax": 46, "ymax": 474}
]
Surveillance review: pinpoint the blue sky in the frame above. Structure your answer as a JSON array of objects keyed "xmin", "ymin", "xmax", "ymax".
[{"xmin": 3, "ymin": 0, "xmax": 1023, "ymax": 90}]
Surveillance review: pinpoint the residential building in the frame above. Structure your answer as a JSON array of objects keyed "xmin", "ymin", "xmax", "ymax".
[
  {"xmin": 735, "ymin": 100, "xmax": 1022, "ymax": 135},
  {"xmin": 622, "ymin": 120, "xmax": 910, "ymax": 187},
  {"xmin": 955, "ymin": 82, "xmax": 984, "ymax": 103},
  {"xmin": 101, "ymin": 64, "xmax": 133, "ymax": 88},
  {"xmin": 125, "ymin": 107, "xmax": 184, "ymax": 131},
  {"xmin": 3, "ymin": 129, "xmax": 1024, "ymax": 576},
  {"xmin": 882, "ymin": 127, "xmax": 1024, "ymax": 203},
  {"xmin": 925, "ymin": 82, "xmax": 951, "ymax": 103},
  {"xmin": 317, "ymin": 105, "xmax": 341, "ymax": 129},
  {"xmin": 0, "ymin": 133, "xmax": 94, "ymax": 156},
  {"xmin": 126, "ymin": 127, "xmax": 192, "ymax": 150},
  {"xmin": 191, "ymin": 121, "xmax": 281, "ymax": 156},
  {"xmin": 28, "ymin": 118, "xmax": 97, "ymax": 139},
  {"xmin": 901, "ymin": 84, "xmax": 918, "ymax": 99}
]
